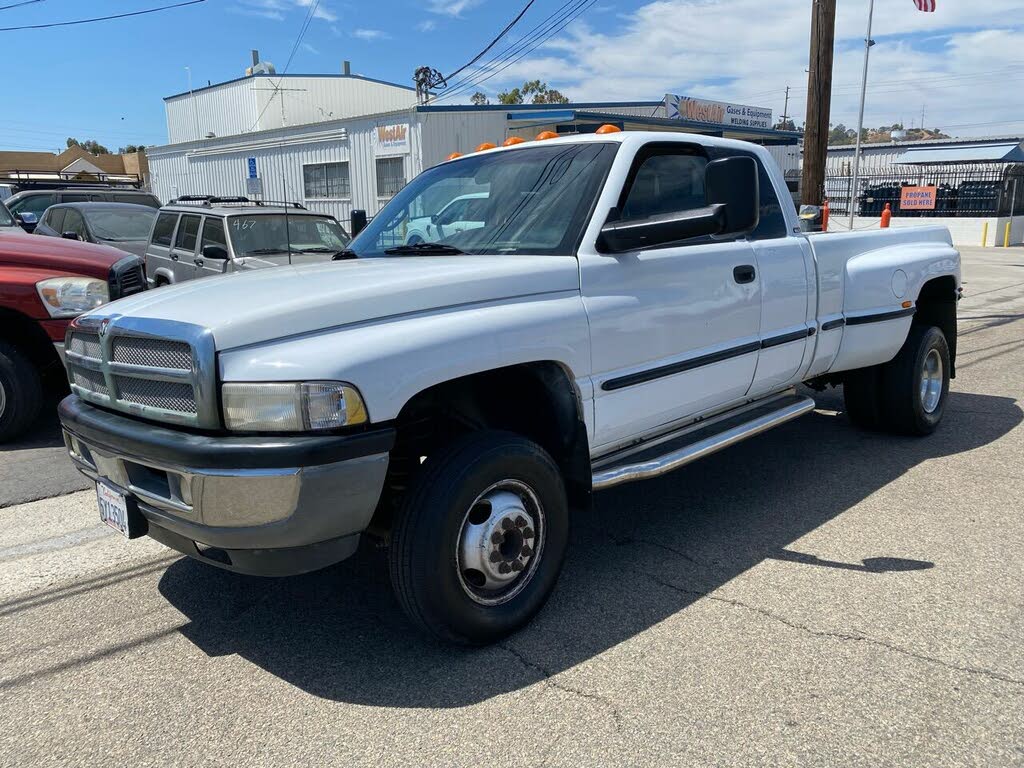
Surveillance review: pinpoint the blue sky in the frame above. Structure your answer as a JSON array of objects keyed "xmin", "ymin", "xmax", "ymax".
[{"xmin": 1, "ymin": 0, "xmax": 1021, "ymax": 153}]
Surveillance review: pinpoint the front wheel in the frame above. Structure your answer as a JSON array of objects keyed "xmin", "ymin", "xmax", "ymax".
[
  {"xmin": 388, "ymin": 431, "xmax": 569, "ymax": 645},
  {"xmin": 0, "ymin": 341, "xmax": 42, "ymax": 443}
]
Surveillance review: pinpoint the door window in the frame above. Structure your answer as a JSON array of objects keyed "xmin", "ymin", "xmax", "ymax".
[
  {"xmin": 46, "ymin": 208, "xmax": 66, "ymax": 233},
  {"xmin": 63, "ymin": 209, "xmax": 87, "ymax": 239},
  {"xmin": 61, "ymin": 194, "xmax": 90, "ymax": 203},
  {"xmin": 174, "ymin": 214, "xmax": 201, "ymax": 252},
  {"xmin": 11, "ymin": 193, "xmax": 54, "ymax": 216},
  {"xmin": 199, "ymin": 217, "xmax": 227, "ymax": 251},
  {"xmin": 620, "ymin": 151, "xmax": 708, "ymax": 220},
  {"xmin": 151, "ymin": 212, "xmax": 178, "ymax": 246}
]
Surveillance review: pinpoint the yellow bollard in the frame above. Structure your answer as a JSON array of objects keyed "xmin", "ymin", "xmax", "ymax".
[
  {"xmin": 1005, "ymin": 222, "xmax": 1012, "ymax": 248},
  {"xmin": 981, "ymin": 221, "xmax": 989, "ymax": 247}
]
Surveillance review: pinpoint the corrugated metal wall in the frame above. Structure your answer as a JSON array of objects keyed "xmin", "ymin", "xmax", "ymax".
[
  {"xmin": 165, "ymin": 80, "xmax": 258, "ymax": 144},
  {"xmin": 149, "ymin": 109, "xmax": 422, "ymax": 224},
  {"xmin": 165, "ymin": 75, "xmax": 418, "ymax": 145}
]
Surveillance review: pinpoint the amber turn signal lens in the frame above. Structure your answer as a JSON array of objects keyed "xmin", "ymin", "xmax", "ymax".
[
  {"xmin": 902, "ymin": 300, "xmax": 913, "ymax": 308},
  {"xmin": 595, "ymin": 124, "xmax": 622, "ymax": 134},
  {"xmin": 503, "ymin": 136, "xmax": 526, "ymax": 146},
  {"xmin": 535, "ymin": 131, "xmax": 559, "ymax": 141},
  {"xmin": 475, "ymin": 142, "xmax": 497, "ymax": 152}
]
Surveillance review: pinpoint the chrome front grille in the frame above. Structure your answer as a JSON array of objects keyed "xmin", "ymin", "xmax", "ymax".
[
  {"xmin": 114, "ymin": 377, "xmax": 196, "ymax": 413},
  {"xmin": 111, "ymin": 337, "xmax": 192, "ymax": 370},
  {"xmin": 64, "ymin": 317, "xmax": 217, "ymax": 428}
]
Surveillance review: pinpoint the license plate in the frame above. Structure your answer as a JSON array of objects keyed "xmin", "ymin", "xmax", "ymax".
[{"xmin": 97, "ymin": 481, "xmax": 132, "ymax": 538}]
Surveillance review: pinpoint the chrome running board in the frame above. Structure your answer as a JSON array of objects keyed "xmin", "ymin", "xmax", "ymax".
[{"xmin": 591, "ymin": 393, "xmax": 816, "ymax": 490}]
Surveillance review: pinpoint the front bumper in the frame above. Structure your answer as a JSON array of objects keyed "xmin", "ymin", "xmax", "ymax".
[{"xmin": 58, "ymin": 395, "xmax": 394, "ymax": 576}]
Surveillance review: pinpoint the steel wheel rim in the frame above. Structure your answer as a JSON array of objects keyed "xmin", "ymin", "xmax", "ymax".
[
  {"xmin": 456, "ymin": 479, "xmax": 545, "ymax": 606},
  {"xmin": 920, "ymin": 348, "xmax": 943, "ymax": 414}
]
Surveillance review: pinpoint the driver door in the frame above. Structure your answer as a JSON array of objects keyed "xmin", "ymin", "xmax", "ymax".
[
  {"xmin": 194, "ymin": 217, "xmax": 230, "ymax": 279},
  {"xmin": 581, "ymin": 142, "xmax": 763, "ymax": 451}
]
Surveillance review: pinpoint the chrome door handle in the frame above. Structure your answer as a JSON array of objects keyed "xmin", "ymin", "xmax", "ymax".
[
  {"xmin": 170, "ymin": 253, "xmax": 179, "ymax": 261},
  {"xmin": 194, "ymin": 258, "xmax": 204, "ymax": 267}
]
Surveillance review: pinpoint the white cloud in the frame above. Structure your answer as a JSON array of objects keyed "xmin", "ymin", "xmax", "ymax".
[
  {"xmin": 353, "ymin": 28, "xmax": 390, "ymax": 41},
  {"xmin": 428, "ymin": 0, "xmax": 480, "ymax": 18},
  {"xmin": 450, "ymin": 0, "xmax": 1024, "ymax": 137},
  {"xmin": 417, "ymin": 19, "xmax": 437, "ymax": 32},
  {"xmin": 301, "ymin": 41, "xmax": 320, "ymax": 54},
  {"xmin": 233, "ymin": 0, "xmax": 337, "ymax": 23}
]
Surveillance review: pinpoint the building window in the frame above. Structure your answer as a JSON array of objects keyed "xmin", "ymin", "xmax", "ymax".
[
  {"xmin": 376, "ymin": 157, "xmax": 405, "ymax": 199},
  {"xmin": 303, "ymin": 162, "xmax": 350, "ymax": 199}
]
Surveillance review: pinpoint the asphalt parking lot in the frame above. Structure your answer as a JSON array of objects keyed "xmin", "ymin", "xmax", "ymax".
[{"xmin": 1, "ymin": 245, "xmax": 1022, "ymax": 767}]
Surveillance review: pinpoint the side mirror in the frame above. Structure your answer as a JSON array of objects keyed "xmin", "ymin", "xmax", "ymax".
[
  {"xmin": 350, "ymin": 209, "xmax": 367, "ymax": 237},
  {"xmin": 15, "ymin": 212, "xmax": 37, "ymax": 233},
  {"xmin": 62, "ymin": 231, "xmax": 81, "ymax": 241},
  {"xmin": 201, "ymin": 244, "xmax": 229, "ymax": 260}
]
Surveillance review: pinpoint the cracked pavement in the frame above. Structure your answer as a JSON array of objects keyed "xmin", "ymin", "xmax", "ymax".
[{"xmin": 1, "ymin": 246, "xmax": 1022, "ymax": 767}]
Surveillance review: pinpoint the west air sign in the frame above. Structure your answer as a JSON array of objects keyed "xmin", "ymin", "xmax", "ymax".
[{"xmin": 664, "ymin": 94, "xmax": 773, "ymax": 131}]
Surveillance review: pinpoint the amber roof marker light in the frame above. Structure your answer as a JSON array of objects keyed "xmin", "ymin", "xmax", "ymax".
[
  {"xmin": 503, "ymin": 136, "xmax": 527, "ymax": 146},
  {"xmin": 475, "ymin": 142, "xmax": 497, "ymax": 152},
  {"xmin": 535, "ymin": 131, "xmax": 559, "ymax": 141},
  {"xmin": 446, "ymin": 152, "xmax": 463, "ymax": 161},
  {"xmin": 595, "ymin": 124, "xmax": 622, "ymax": 134}
]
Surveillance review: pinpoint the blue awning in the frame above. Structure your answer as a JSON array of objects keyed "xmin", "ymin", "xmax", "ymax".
[{"xmin": 894, "ymin": 142, "xmax": 1024, "ymax": 164}]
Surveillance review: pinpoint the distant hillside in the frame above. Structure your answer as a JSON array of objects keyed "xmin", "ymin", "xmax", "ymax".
[{"xmin": 828, "ymin": 124, "xmax": 950, "ymax": 145}]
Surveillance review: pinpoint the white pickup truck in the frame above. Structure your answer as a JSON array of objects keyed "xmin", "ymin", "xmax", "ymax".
[{"xmin": 58, "ymin": 131, "xmax": 961, "ymax": 645}]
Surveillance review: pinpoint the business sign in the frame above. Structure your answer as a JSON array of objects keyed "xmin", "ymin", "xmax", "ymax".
[
  {"xmin": 900, "ymin": 186, "xmax": 937, "ymax": 210},
  {"xmin": 373, "ymin": 123, "xmax": 410, "ymax": 155},
  {"xmin": 247, "ymin": 157, "xmax": 258, "ymax": 179},
  {"xmin": 664, "ymin": 94, "xmax": 773, "ymax": 130}
]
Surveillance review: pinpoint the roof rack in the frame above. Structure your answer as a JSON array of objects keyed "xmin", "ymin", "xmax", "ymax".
[{"xmin": 167, "ymin": 195, "xmax": 306, "ymax": 210}]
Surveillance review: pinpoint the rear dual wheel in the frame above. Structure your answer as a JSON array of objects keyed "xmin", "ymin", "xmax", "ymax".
[
  {"xmin": 388, "ymin": 431, "xmax": 569, "ymax": 645},
  {"xmin": 844, "ymin": 324, "xmax": 950, "ymax": 436}
]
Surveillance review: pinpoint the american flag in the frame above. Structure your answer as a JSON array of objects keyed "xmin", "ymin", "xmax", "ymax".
[{"xmin": 913, "ymin": 0, "xmax": 936, "ymax": 10}]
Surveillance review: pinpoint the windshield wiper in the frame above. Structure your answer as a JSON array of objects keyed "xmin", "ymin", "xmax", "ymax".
[
  {"xmin": 384, "ymin": 242, "xmax": 465, "ymax": 255},
  {"xmin": 296, "ymin": 246, "xmax": 345, "ymax": 253},
  {"xmin": 332, "ymin": 249, "xmax": 359, "ymax": 260}
]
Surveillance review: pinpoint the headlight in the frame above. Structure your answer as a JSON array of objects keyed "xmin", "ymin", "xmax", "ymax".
[
  {"xmin": 222, "ymin": 381, "xmax": 368, "ymax": 432},
  {"xmin": 36, "ymin": 277, "xmax": 109, "ymax": 318}
]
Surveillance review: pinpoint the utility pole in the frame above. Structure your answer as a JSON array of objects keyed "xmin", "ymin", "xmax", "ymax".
[
  {"xmin": 849, "ymin": 0, "xmax": 876, "ymax": 229},
  {"xmin": 800, "ymin": 0, "xmax": 837, "ymax": 207},
  {"xmin": 781, "ymin": 85, "xmax": 791, "ymax": 126}
]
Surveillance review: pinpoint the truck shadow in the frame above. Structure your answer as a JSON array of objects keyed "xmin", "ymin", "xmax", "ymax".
[{"xmin": 158, "ymin": 388, "xmax": 1021, "ymax": 707}]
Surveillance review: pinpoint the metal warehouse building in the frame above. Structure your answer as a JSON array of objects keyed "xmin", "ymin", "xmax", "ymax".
[{"xmin": 148, "ymin": 66, "xmax": 801, "ymax": 226}]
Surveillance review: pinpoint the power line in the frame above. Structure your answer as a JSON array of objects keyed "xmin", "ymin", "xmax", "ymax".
[
  {"xmin": 443, "ymin": 0, "xmax": 538, "ymax": 82},
  {"xmin": 436, "ymin": 0, "xmax": 596, "ymax": 103},
  {"xmin": 0, "ymin": 0, "xmax": 45, "ymax": 10},
  {"xmin": 438, "ymin": 0, "xmax": 589, "ymax": 96},
  {"xmin": 0, "ymin": 0, "xmax": 204, "ymax": 31}
]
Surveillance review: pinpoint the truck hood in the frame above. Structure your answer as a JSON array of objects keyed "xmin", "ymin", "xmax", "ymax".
[
  {"xmin": 0, "ymin": 230, "xmax": 129, "ymax": 279},
  {"xmin": 93, "ymin": 255, "xmax": 580, "ymax": 350}
]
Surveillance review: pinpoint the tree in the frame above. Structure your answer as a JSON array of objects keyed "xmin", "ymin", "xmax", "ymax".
[
  {"xmin": 470, "ymin": 92, "xmax": 490, "ymax": 106},
  {"xmin": 66, "ymin": 137, "xmax": 110, "ymax": 155},
  {"xmin": 118, "ymin": 144, "xmax": 147, "ymax": 155},
  {"xmin": 773, "ymin": 118, "xmax": 797, "ymax": 131},
  {"xmin": 497, "ymin": 80, "xmax": 569, "ymax": 105}
]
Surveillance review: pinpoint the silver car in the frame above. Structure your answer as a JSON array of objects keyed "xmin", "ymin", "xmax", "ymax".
[
  {"xmin": 145, "ymin": 196, "xmax": 350, "ymax": 286},
  {"xmin": 34, "ymin": 202, "xmax": 158, "ymax": 257}
]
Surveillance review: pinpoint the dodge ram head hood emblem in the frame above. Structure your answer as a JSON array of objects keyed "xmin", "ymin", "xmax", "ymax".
[{"xmin": 97, "ymin": 318, "xmax": 111, "ymax": 338}]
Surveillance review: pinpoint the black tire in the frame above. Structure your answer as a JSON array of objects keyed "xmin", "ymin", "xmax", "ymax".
[
  {"xmin": 843, "ymin": 365, "xmax": 883, "ymax": 430},
  {"xmin": 879, "ymin": 324, "xmax": 950, "ymax": 436},
  {"xmin": 0, "ymin": 341, "xmax": 43, "ymax": 443},
  {"xmin": 389, "ymin": 430, "xmax": 569, "ymax": 645}
]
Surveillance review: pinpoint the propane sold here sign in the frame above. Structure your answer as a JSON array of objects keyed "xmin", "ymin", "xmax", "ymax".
[{"xmin": 900, "ymin": 186, "xmax": 937, "ymax": 210}]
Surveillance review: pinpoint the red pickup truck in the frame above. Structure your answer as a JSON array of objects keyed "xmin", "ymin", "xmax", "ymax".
[{"xmin": 0, "ymin": 217, "xmax": 146, "ymax": 441}]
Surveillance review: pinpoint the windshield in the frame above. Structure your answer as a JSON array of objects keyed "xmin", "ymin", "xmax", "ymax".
[
  {"xmin": 0, "ymin": 200, "xmax": 13, "ymax": 227},
  {"xmin": 85, "ymin": 208, "xmax": 157, "ymax": 241},
  {"xmin": 228, "ymin": 214, "xmax": 351, "ymax": 257},
  {"xmin": 349, "ymin": 142, "xmax": 617, "ymax": 257}
]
